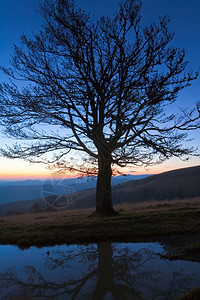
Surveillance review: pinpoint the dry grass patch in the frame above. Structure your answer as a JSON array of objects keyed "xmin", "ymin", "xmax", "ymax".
[
  {"xmin": 114, "ymin": 197, "xmax": 200, "ymax": 212},
  {"xmin": 0, "ymin": 198, "xmax": 200, "ymax": 248}
]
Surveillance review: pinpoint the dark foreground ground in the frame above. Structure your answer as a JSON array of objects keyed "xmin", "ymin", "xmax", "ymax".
[{"xmin": 0, "ymin": 198, "xmax": 199, "ymax": 250}]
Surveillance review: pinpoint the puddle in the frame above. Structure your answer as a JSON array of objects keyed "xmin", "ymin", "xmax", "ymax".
[{"xmin": 0, "ymin": 242, "xmax": 200, "ymax": 299}]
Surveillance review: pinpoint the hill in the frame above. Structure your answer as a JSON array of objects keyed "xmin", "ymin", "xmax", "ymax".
[
  {"xmin": 0, "ymin": 165, "xmax": 199, "ymax": 215},
  {"xmin": 64, "ymin": 165, "xmax": 200, "ymax": 210},
  {"xmin": 112, "ymin": 165, "xmax": 200, "ymax": 204}
]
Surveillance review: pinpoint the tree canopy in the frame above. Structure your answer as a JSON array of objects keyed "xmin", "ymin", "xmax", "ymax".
[{"xmin": 0, "ymin": 0, "xmax": 200, "ymax": 215}]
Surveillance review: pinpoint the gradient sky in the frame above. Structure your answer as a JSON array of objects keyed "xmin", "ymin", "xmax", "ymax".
[{"xmin": 0, "ymin": 0, "xmax": 199, "ymax": 179}]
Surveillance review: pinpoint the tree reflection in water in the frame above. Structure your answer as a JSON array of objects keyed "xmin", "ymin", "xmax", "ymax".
[{"xmin": 0, "ymin": 243, "xmax": 199, "ymax": 299}]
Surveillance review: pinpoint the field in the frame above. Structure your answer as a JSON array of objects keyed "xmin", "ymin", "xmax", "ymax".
[{"xmin": 0, "ymin": 197, "xmax": 200, "ymax": 252}]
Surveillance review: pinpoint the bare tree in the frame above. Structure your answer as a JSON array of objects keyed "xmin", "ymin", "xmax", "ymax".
[{"xmin": 0, "ymin": 0, "xmax": 199, "ymax": 215}]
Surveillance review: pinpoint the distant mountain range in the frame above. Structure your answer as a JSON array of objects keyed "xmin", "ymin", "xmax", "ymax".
[
  {"xmin": 0, "ymin": 165, "xmax": 199, "ymax": 216},
  {"xmin": 0, "ymin": 174, "xmax": 148, "ymax": 205}
]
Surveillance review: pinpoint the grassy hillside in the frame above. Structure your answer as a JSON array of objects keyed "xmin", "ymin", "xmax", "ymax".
[
  {"xmin": 112, "ymin": 165, "xmax": 200, "ymax": 204},
  {"xmin": 0, "ymin": 198, "xmax": 200, "ymax": 250},
  {"xmin": 65, "ymin": 165, "xmax": 200, "ymax": 210}
]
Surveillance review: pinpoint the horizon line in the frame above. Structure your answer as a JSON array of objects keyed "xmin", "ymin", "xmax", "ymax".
[
  {"xmin": 0, "ymin": 164, "xmax": 199, "ymax": 181},
  {"xmin": 0, "ymin": 173, "xmax": 152, "ymax": 181}
]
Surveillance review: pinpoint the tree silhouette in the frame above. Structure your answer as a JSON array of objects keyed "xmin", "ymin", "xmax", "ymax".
[{"xmin": 0, "ymin": 0, "xmax": 200, "ymax": 215}]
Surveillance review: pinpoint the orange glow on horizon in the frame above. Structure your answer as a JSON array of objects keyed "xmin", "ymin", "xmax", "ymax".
[
  {"xmin": 0, "ymin": 173, "xmax": 76, "ymax": 180},
  {"xmin": 0, "ymin": 157, "xmax": 79, "ymax": 180},
  {"xmin": 0, "ymin": 156, "xmax": 199, "ymax": 180},
  {"xmin": 0, "ymin": 167, "xmax": 77, "ymax": 181},
  {"xmin": 0, "ymin": 165, "xmax": 80, "ymax": 181},
  {"xmin": 0, "ymin": 168, "xmax": 78, "ymax": 180}
]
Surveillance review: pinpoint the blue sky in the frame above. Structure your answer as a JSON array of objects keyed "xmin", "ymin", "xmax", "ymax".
[{"xmin": 0, "ymin": 0, "xmax": 199, "ymax": 179}]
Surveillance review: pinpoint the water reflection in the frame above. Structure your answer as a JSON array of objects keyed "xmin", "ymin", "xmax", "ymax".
[{"xmin": 0, "ymin": 242, "xmax": 200, "ymax": 299}]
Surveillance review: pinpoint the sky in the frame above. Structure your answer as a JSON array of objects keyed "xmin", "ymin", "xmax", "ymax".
[{"xmin": 0, "ymin": 0, "xmax": 199, "ymax": 180}]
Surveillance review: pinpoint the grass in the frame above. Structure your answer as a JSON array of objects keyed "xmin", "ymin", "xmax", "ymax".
[
  {"xmin": 178, "ymin": 287, "xmax": 200, "ymax": 300},
  {"xmin": 0, "ymin": 198, "xmax": 200, "ymax": 249}
]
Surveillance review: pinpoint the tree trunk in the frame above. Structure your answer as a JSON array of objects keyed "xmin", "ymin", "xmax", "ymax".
[
  {"xmin": 95, "ymin": 154, "xmax": 118, "ymax": 216},
  {"xmin": 93, "ymin": 243, "xmax": 113, "ymax": 298}
]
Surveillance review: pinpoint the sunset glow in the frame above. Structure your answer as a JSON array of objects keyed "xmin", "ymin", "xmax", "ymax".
[
  {"xmin": 0, "ymin": 158, "xmax": 76, "ymax": 180},
  {"xmin": 0, "ymin": 156, "xmax": 199, "ymax": 181}
]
